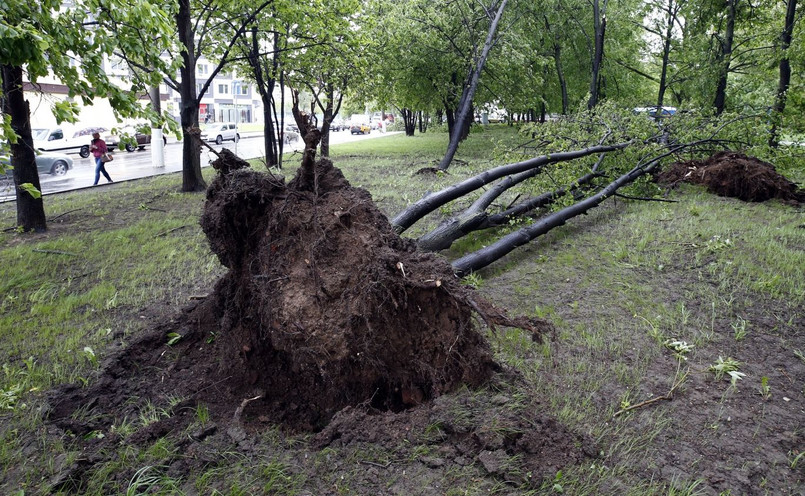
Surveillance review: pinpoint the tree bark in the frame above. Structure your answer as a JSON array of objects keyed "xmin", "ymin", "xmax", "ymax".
[
  {"xmin": 2, "ymin": 64, "xmax": 47, "ymax": 231},
  {"xmin": 391, "ymin": 140, "xmax": 631, "ymax": 234},
  {"xmin": 545, "ymin": 16, "xmax": 569, "ymax": 115},
  {"xmin": 176, "ymin": 0, "xmax": 205, "ymax": 192},
  {"xmin": 400, "ymin": 108, "xmax": 416, "ymax": 136},
  {"xmin": 418, "ymin": 163, "xmax": 603, "ymax": 252},
  {"xmin": 713, "ymin": 0, "xmax": 738, "ymax": 116},
  {"xmin": 587, "ymin": 0, "xmax": 607, "ymax": 110},
  {"xmin": 248, "ymin": 27, "xmax": 279, "ymax": 168},
  {"xmin": 437, "ymin": 0, "xmax": 509, "ymax": 171},
  {"xmin": 656, "ymin": 0, "xmax": 678, "ymax": 110},
  {"xmin": 769, "ymin": 0, "xmax": 797, "ymax": 148},
  {"xmin": 452, "ymin": 151, "xmax": 667, "ymax": 276}
]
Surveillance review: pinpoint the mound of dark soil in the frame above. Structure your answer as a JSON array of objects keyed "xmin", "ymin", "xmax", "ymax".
[
  {"xmin": 48, "ymin": 149, "xmax": 550, "ymax": 432},
  {"xmin": 197, "ymin": 153, "xmax": 504, "ymax": 429},
  {"xmin": 657, "ymin": 151, "xmax": 804, "ymax": 203}
]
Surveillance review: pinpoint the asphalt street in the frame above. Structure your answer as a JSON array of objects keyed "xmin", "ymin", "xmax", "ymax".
[{"xmin": 0, "ymin": 130, "xmax": 396, "ymax": 203}]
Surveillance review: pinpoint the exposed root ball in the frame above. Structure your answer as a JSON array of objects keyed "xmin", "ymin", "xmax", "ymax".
[
  {"xmin": 198, "ymin": 157, "xmax": 499, "ymax": 429},
  {"xmin": 658, "ymin": 151, "xmax": 804, "ymax": 203}
]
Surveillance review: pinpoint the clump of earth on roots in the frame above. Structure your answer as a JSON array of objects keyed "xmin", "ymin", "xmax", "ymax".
[{"xmin": 657, "ymin": 150, "xmax": 804, "ymax": 203}]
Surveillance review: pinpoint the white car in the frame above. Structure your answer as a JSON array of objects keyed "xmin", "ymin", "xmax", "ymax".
[
  {"xmin": 200, "ymin": 122, "xmax": 239, "ymax": 144},
  {"xmin": 33, "ymin": 126, "xmax": 118, "ymax": 158}
]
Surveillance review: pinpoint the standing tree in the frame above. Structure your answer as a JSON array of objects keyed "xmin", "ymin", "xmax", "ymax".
[
  {"xmin": 0, "ymin": 0, "xmax": 172, "ymax": 231},
  {"xmin": 587, "ymin": 0, "xmax": 608, "ymax": 109},
  {"xmin": 163, "ymin": 0, "xmax": 273, "ymax": 191},
  {"xmin": 769, "ymin": 0, "xmax": 799, "ymax": 147},
  {"xmin": 437, "ymin": 0, "xmax": 509, "ymax": 171}
]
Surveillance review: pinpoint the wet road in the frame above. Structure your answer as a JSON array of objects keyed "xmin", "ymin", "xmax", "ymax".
[{"xmin": 1, "ymin": 130, "xmax": 394, "ymax": 202}]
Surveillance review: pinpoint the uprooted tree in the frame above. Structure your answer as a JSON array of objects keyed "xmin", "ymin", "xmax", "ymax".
[
  {"xmin": 392, "ymin": 110, "xmax": 804, "ymax": 276},
  {"xmin": 50, "ymin": 102, "xmax": 551, "ymax": 438}
]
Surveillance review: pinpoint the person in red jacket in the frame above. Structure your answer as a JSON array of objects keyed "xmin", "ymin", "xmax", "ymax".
[{"xmin": 90, "ymin": 132, "xmax": 113, "ymax": 185}]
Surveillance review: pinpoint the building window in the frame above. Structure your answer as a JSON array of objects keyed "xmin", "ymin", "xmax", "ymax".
[
  {"xmin": 196, "ymin": 83, "xmax": 206, "ymax": 96},
  {"xmin": 232, "ymin": 81, "xmax": 248, "ymax": 96},
  {"xmin": 217, "ymin": 84, "xmax": 229, "ymax": 95},
  {"xmin": 197, "ymin": 64, "xmax": 209, "ymax": 75}
]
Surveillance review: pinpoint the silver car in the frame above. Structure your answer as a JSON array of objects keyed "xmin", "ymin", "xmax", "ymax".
[
  {"xmin": 1, "ymin": 152, "xmax": 74, "ymax": 177},
  {"xmin": 200, "ymin": 122, "xmax": 240, "ymax": 144}
]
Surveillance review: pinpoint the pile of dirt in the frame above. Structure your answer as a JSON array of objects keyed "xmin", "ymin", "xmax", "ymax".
[
  {"xmin": 48, "ymin": 149, "xmax": 550, "ymax": 432},
  {"xmin": 196, "ymin": 151, "xmax": 508, "ymax": 429},
  {"xmin": 657, "ymin": 151, "xmax": 804, "ymax": 203}
]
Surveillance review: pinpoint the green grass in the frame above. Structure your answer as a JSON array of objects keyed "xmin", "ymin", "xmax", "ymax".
[{"xmin": 1, "ymin": 125, "xmax": 803, "ymax": 494}]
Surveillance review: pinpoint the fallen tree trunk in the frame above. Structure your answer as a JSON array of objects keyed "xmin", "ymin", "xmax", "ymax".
[
  {"xmin": 479, "ymin": 170, "xmax": 602, "ymax": 229},
  {"xmin": 451, "ymin": 148, "xmax": 680, "ymax": 276},
  {"xmin": 418, "ymin": 166, "xmax": 604, "ymax": 252},
  {"xmin": 391, "ymin": 141, "xmax": 632, "ymax": 234}
]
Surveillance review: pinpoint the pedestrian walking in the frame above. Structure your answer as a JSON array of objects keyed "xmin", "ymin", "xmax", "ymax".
[{"xmin": 91, "ymin": 132, "xmax": 113, "ymax": 185}]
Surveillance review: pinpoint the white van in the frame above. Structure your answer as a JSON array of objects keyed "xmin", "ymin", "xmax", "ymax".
[{"xmin": 33, "ymin": 126, "xmax": 119, "ymax": 158}]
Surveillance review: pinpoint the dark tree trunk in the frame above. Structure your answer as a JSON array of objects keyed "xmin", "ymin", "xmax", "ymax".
[
  {"xmin": 452, "ymin": 151, "xmax": 668, "ymax": 276},
  {"xmin": 262, "ymin": 95, "xmax": 279, "ymax": 167},
  {"xmin": 2, "ymin": 64, "xmax": 47, "ymax": 232},
  {"xmin": 713, "ymin": 0, "xmax": 738, "ymax": 116},
  {"xmin": 443, "ymin": 99, "xmax": 457, "ymax": 136},
  {"xmin": 391, "ymin": 140, "xmax": 631, "ymax": 234},
  {"xmin": 401, "ymin": 108, "xmax": 416, "ymax": 136},
  {"xmin": 418, "ymin": 169, "xmax": 603, "ymax": 252},
  {"xmin": 176, "ymin": 0, "xmax": 205, "ymax": 192},
  {"xmin": 769, "ymin": 0, "xmax": 798, "ymax": 147},
  {"xmin": 545, "ymin": 16, "xmax": 569, "ymax": 115},
  {"xmin": 656, "ymin": 0, "xmax": 678, "ymax": 110},
  {"xmin": 438, "ymin": 0, "xmax": 509, "ymax": 171},
  {"xmin": 587, "ymin": 0, "xmax": 607, "ymax": 109},
  {"xmin": 317, "ymin": 83, "xmax": 343, "ymax": 158},
  {"xmin": 418, "ymin": 111, "xmax": 429, "ymax": 133},
  {"xmin": 248, "ymin": 28, "xmax": 279, "ymax": 168}
]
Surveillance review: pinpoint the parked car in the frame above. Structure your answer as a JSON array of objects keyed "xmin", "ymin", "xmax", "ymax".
[
  {"xmin": 329, "ymin": 118, "xmax": 348, "ymax": 132},
  {"xmin": 119, "ymin": 125, "xmax": 168, "ymax": 152},
  {"xmin": 350, "ymin": 122, "xmax": 371, "ymax": 135},
  {"xmin": 633, "ymin": 106, "xmax": 677, "ymax": 118},
  {"xmin": 1, "ymin": 151, "xmax": 74, "ymax": 178},
  {"xmin": 282, "ymin": 127, "xmax": 300, "ymax": 144},
  {"xmin": 33, "ymin": 126, "xmax": 118, "ymax": 158},
  {"xmin": 200, "ymin": 122, "xmax": 239, "ymax": 144}
]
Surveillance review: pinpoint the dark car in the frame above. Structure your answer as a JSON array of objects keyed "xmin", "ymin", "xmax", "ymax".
[
  {"xmin": 350, "ymin": 122, "xmax": 370, "ymax": 135},
  {"xmin": 119, "ymin": 125, "xmax": 168, "ymax": 152}
]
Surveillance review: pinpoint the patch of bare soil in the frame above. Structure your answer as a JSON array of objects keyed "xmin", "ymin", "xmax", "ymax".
[
  {"xmin": 657, "ymin": 150, "xmax": 805, "ymax": 203},
  {"xmin": 43, "ymin": 149, "xmax": 579, "ymax": 493}
]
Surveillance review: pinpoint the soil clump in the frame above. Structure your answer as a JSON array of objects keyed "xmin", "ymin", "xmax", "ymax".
[{"xmin": 657, "ymin": 150, "xmax": 804, "ymax": 203}]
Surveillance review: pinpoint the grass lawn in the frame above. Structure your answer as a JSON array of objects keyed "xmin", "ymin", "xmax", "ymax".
[{"xmin": 0, "ymin": 125, "xmax": 803, "ymax": 495}]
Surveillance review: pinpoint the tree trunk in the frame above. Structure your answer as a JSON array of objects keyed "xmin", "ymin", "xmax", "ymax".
[
  {"xmin": 177, "ymin": 0, "xmax": 205, "ymax": 192},
  {"xmin": 452, "ymin": 151, "xmax": 668, "ymax": 276},
  {"xmin": 401, "ymin": 108, "xmax": 416, "ymax": 136},
  {"xmin": 391, "ymin": 140, "xmax": 631, "ymax": 234},
  {"xmin": 769, "ymin": 0, "xmax": 797, "ymax": 148},
  {"xmin": 418, "ymin": 169, "xmax": 604, "ymax": 252},
  {"xmin": 437, "ymin": 0, "xmax": 509, "ymax": 171},
  {"xmin": 317, "ymin": 83, "xmax": 343, "ymax": 158},
  {"xmin": 656, "ymin": 0, "xmax": 677, "ymax": 110},
  {"xmin": 418, "ymin": 111, "xmax": 429, "ymax": 133},
  {"xmin": 262, "ymin": 96, "xmax": 278, "ymax": 167},
  {"xmin": 587, "ymin": 0, "xmax": 607, "ymax": 110},
  {"xmin": 2, "ymin": 64, "xmax": 47, "ymax": 232},
  {"xmin": 545, "ymin": 16, "xmax": 569, "ymax": 115},
  {"xmin": 713, "ymin": 0, "xmax": 738, "ymax": 116}
]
